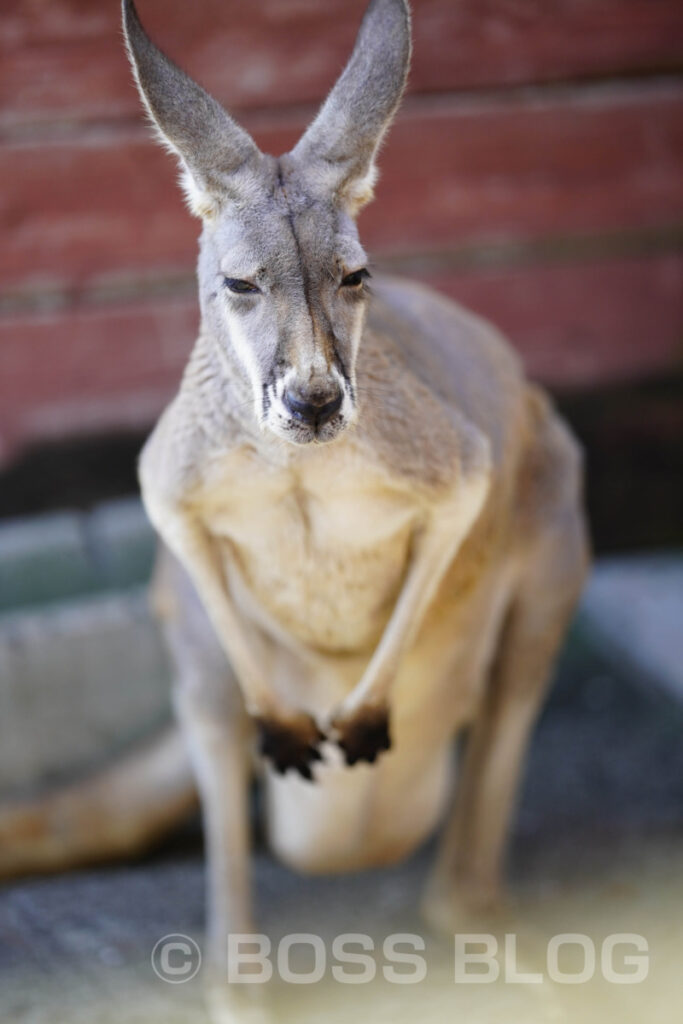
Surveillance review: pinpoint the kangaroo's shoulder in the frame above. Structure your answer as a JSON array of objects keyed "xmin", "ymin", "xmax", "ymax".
[
  {"xmin": 360, "ymin": 276, "xmax": 527, "ymax": 475},
  {"xmin": 367, "ymin": 276, "xmax": 524, "ymax": 412}
]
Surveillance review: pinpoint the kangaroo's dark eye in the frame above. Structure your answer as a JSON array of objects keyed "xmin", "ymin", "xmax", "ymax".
[
  {"xmin": 341, "ymin": 268, "xmax": 370, "ymax": 288},
  {"xmin": 223, "ymin": 277, "xmax": 260, "ymax": 295}
]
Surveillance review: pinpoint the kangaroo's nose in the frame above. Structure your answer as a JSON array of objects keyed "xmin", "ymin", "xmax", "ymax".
[{"xmin": 283, "ymin": 386, "xmax": 343, "ymax": 428}]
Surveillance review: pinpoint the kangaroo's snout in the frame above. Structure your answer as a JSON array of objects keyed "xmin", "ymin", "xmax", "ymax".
[{"xmin": 283, "ymin": 385, "xmax": 343, "ymax": 429}]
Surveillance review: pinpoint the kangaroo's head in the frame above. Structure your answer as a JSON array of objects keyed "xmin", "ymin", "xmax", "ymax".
[{"xmin": 123, "ymin": 0, "xmax": 410, "ymax": 445}]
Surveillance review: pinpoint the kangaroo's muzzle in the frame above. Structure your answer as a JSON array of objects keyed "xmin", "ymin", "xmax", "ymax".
[{"xmin": 283, "ymin": 386, "xmax": 343, "ymax": 429}]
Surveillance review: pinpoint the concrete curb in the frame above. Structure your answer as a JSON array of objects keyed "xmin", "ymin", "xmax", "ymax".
[
  {"xmin": 0, "ymin": 588, "xmax": 171, "ymax": 798},
  {"xmin": 578, "ymin": 553, "xmax": 683, "ymax": 705},
  {"xmin": 0, "ymin": 498, "xmax": 155, "ymax": 613}
]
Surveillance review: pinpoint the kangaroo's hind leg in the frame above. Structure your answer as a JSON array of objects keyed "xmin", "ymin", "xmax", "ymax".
[
  {"xmin": 154, "ymin": 549, "xmax": 269, "ymax": 1022},
  {"xmin": 423, "ymin": 415, "xmax": 590, "ymax": 927}
]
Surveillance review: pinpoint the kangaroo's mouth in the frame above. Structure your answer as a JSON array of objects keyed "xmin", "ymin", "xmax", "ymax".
[
  {"xmin": 268, "ymin": 410, "xmax": 350, "ymax": 446},
  {"xmin": 262, "ymin": 373, "xmax": 356, "ymax": 445}
]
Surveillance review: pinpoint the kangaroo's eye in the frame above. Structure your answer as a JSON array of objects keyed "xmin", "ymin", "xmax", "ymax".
[
  {"xmin": 341, "ymin": 268, "xmax": 370, "ymax": 288},
  {"xmin": 223, "ymin": 277, "xmax": 260, "ymax": 295}
]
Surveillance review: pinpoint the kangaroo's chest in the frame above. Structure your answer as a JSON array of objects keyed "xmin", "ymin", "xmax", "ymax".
[{"xmin": 200, "ymin": 444, "xmax": 419, "ymax": 651}]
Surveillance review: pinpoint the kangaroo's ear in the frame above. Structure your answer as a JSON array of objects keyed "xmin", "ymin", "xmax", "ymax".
[
  {"xmin": 122, "ymin": 0, "xmax": 262, "ymax": 219},
  {"xmin": 289, "ymin": 0, "xmax": 411, "ymax": 215}
]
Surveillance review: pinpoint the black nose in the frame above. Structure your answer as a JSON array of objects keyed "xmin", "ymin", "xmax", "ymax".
[{"xmin": 283, "ymin": 387, "xmax": 343, "ymax": 428}]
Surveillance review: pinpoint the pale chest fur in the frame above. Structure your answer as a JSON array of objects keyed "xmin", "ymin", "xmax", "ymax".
[{"xmin": 198, "ymin": 440, "xmax": 424, "ymax": 653}]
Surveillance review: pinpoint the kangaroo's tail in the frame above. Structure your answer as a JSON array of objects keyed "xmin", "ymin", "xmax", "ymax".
[{"xmin": 0, "ymin": 724, "xmax": 196, "ymax": 880}]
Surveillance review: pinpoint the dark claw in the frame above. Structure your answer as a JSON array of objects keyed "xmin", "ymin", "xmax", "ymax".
[
  {"xmin": 334, "ymin": 704, "xmax": 392, "ymax": 766},
  {"xmin": 255, "ymin": 712, "xmax": 325, "ymax": 782}
]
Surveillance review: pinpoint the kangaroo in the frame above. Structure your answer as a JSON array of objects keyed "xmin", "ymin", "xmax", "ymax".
[{"xmin": 0, "ymin": 1, "xmax": 589, "ymax": 1020}]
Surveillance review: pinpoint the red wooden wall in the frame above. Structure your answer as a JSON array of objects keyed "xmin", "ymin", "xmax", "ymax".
[{"xmin": 1, "ymin": 0, "xmax": 682, "ymax": 465}]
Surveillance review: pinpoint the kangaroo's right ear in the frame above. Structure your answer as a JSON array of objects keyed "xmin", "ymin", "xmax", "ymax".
[{"xmin": 122, "ymin": 0, "xmax": 262, "ymax": 219}]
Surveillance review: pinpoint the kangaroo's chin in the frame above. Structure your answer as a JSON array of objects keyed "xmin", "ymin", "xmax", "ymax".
[{"xmin": 264, "ymin": 414, "xmax": 350, "ymax": 446}]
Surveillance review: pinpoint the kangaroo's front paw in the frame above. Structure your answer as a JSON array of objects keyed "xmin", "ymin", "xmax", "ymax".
[
  {"xmin": 255, "ymin": 711, "xmax": 325, "ymax": 781},
  {"xmin": 332, "ymin": 702, "xmax": 392, "ymax": 766}
]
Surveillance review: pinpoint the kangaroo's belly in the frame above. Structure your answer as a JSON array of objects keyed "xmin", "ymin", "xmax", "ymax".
[
  {"xmin": 230, "ymin": 528, "xmax": 410, "ymax": 652},
  {"xmin": 265, "ymin": 731, "xmax": 454, "ymax": 873}
]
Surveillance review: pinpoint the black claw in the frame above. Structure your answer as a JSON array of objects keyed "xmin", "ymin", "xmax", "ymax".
[
  {"xmin": 336, "ymin": 705, "xmax": 392, "ymax": 766},
  {"xmin": 254, "ymin": 713, "xmax": 325, "ymax": 781}
]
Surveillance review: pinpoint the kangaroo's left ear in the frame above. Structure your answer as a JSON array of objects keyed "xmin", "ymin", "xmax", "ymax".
[
  {"xmin": 122, "ymin": 0, "xmax": 263, "ymax": 219},
  {"xmin": 288, "ymin": 0, "xmax": 411, "ymax": 215}
]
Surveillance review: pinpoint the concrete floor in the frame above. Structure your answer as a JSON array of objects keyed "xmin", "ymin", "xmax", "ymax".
[{"xmin": 2, "ymin": 621, "xmax": 682, "ymax": 1023}]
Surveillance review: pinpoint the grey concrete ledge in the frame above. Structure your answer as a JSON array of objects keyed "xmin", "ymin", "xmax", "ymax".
[
  {"xmin": 0, "ymin": 497, "xmax": 155, "ymax": 613},
  {"xmin": 578, "ymin": 553, "xmax": 683, "ymax": 705},
  {"xmin": 0, "ymin": 588, "xmax": 171, "ymax": 798}
]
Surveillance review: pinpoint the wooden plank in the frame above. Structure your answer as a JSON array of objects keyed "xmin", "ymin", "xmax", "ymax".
[
  {"xmin": 360, "ymin": 86, "xmax": 683, "ymax": 254},
  {"xmin": 1, "ymin": 253, "xmax": 680, "ymax": 463},
  {"xmin": 419, "ymin": 252, "xmax": 683, "ymax": 389},
  {"xmin": 0, "ymin": 297, "xmax": 196, "ymax": 462},
  {"xmin": 1, "ymin": 85, "xmax": 682, "ymax": 294},
  {"xmin": 2, "ymin": 0, "xmax": 683, "ymax": 129}
]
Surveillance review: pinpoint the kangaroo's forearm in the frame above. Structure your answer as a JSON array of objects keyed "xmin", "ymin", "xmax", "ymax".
[
  {"xmin": 339, "ymin": 468, "xmax": 491, "ymax": 717},
  {"xmin": 146, "ymin": 499, "xmax": 276, "ymax": 716}
]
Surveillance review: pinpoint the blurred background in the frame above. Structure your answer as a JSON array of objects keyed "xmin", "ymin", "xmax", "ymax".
[{"xmin": 0, "ymin": 3, "xmax": 682, "ymax": 1022}]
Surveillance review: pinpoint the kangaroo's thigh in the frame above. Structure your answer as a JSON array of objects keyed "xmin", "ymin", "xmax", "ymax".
[{"xmin": 423, "ymin": 398, "xmax": 590, "ymax": 927}]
